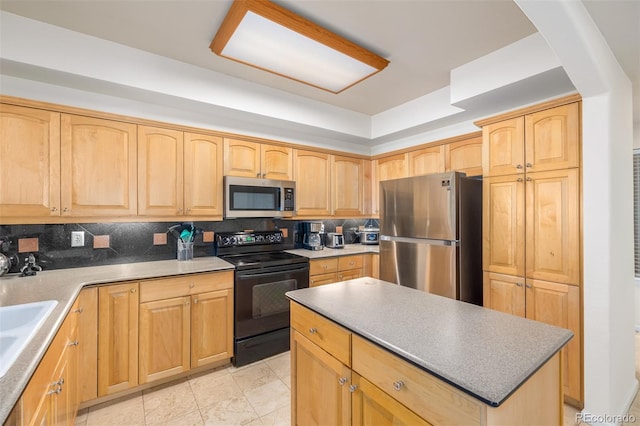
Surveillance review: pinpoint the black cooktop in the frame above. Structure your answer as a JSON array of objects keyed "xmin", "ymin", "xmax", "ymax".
[{"xmin": 219, "ymin": 251, "xmax": 307, "ymax": 270}]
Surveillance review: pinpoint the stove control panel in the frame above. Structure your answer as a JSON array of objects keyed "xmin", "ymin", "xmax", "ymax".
[{"xmin": 216, "ymin": 231, "xmax": 284, "ymax": 248}]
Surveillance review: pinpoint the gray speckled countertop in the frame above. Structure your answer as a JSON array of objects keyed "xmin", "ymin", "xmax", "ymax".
[
  {"xmin": 286, "ymin": 243, "xmax": 378, "ymax": 259},
  {"xmin": 0, "ymin": 257, "xmax": 233, "ymax": 424},
  {"xmin": 286, "ymin": 277, "xmax": 573, "ymax": 407}
]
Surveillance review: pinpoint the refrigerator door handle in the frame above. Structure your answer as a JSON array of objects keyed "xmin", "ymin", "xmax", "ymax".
[{"xmin": 380, "ymin": 235, "xmax": 460, "ymax": 246}]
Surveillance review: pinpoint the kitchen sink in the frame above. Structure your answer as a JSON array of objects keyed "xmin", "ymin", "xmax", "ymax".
[{"xmin": 0, "ymin": 300, "xmax": 58, "ymax": 377}]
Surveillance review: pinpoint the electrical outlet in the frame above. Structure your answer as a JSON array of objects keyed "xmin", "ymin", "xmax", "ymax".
[{"xmin": 71, "ymin": 231, "xmax": 85, "ymax": 247}]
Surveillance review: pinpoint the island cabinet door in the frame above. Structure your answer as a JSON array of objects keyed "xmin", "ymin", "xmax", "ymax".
[
  {"xmin": 351, "ymin": 373, "xmax": 432, "ymax": 426},
  {"xmin": 291, "ymin": 330, "xmax": 351, "ymax": 426},
  {"xmin": 139, "ymin": 296, "xmax": 191, "ymax": 384}
]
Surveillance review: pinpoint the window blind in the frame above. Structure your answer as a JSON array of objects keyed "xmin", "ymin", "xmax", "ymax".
[{"xmin": 634, "ymin": 150, "xmax": 640, "ymax": 276}]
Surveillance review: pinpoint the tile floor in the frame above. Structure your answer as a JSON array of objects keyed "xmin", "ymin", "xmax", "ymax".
[
  {"xmin": 75, "ymin": 351, "xmax": 291, "ymax": 426},
  {"xmin": 77, "ymin": 335, "xmax": 640, "ymax": 426}
]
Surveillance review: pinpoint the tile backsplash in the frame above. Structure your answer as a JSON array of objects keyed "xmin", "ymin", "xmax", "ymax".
[{"xmin": 0, "ymin": 218, "xmax": 378, "ymax": 273}]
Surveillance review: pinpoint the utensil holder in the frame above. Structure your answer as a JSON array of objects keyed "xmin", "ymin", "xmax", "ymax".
[{"xmin": 177, "ymin": 241, "xmax": 194, "ymax": 261}]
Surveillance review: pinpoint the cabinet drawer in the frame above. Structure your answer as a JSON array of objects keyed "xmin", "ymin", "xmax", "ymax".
[
  {"xmin": 310, "ymin": 272, "xmax": 337, "ymax": 287},
  {"xmin": 337, "ymin": 269, "xmax": 362, "ymax": 281},
  {"xmin": 338, "ymin": 255, "xmax": 363, "ymax": 271},
  {"xmin": 140, "ymin": 271, "xmax": 233, "ymax": 302},
  {"xmin": 290, "ymin": 302, "xmax": 351, "ymax": 366},
  {"xmin": 310, "ymin": 258, "xmax": 338, "ymax": 275},
  {"xmin": 352, "ymin": 335, "xmax": 481, "ymax": 425}
]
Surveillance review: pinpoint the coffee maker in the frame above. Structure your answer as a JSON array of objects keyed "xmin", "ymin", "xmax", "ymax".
[{"xmin": 298, "ymin": 221, "xmax": 324, "ymax": 250}]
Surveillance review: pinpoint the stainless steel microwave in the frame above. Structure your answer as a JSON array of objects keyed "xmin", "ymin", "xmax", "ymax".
[{"xmin": 224, "ymin": 176, "xmax": 295, "ymax": 218}]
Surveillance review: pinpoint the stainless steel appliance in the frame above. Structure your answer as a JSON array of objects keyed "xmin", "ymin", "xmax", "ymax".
[
  {"xmin": 298, "ymin": 221, "xmax": 324, "ymax": 250},
  {"xmin": 325, "ymin": 232, "xmax": 344, "ymax": 249},
  {"xmin": 379, "ymin": 171, "xmax": 482, "ymax": 305},
  {"xmin": 224, "ymin": 176, "xmax": 295, "ymax": 218},
  {"xmin": 359, "ymin": 228, "xmax": 379, "ymax": 245},
  {"xmin": 215, "ymin": 230, "xmax": 309, "ymax": 366}
]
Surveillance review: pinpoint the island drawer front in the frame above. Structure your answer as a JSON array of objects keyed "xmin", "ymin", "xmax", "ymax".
[
  {"xmin": 140, "ymin": 271, "xmax": 233, "ymax": 302},
  {"xmin": 310, "ymin": 258, "xmax": 339, "ymax": 275},
  {"xmin": 291, "ymin": 302, "xmax": 351, "ymax": 366},
  {"xmin": 337, "ymin": 269, "xmax": 362, "ymax": 282},
  {"xmin": 310, "ymin": 272, "xmax": 338, "ymax": 287},
  {"xmin": 352, "ymin": 335, "xmax": 482, "ymax": 426},
  {"xmin": 338, "ymin": 255, "xmax": 364, "ymax": 271}
]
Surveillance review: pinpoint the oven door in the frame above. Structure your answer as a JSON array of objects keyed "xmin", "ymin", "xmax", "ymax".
[{"xmin": 235, "ymin": 262, "xmax": 309, "ymax": 339}]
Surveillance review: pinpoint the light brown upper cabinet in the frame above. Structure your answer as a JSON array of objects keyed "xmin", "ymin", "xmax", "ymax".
[
  {"xmin": 294, "ymin": 149, "xmax": 332, "ymax": 216},
  {"xmin": 483, "ymin": 103, "xmax": 579, "ymax": 177},
  {"xmin": 483, "ymin": 168, "xmax": 579, "ymax": 285},
  {"xmin": 138, "ymin": 127, "xmax": 223, "ymax": 217},
  {"xmin": 445, "ymin": 136, "xmax": 483, "ymax": 177},
  {"xmin": 332, "ymin": 156, "xmax": 370, "ymax": 217},
  {"xmin": 372, "ymin": 153, "xmax": 408, "ymax": 215},
  {"xmin": 408, "ymin": 145, "xmax": 445, "ymax": 176},
  {"xmin": 138, "ymin": 126, "xmax": 184, "ymax": 216},
  {"xmin": 224, "ymin": 138, "xmax": 293, "ymax": 180},
  {"xmin": 0, "ymin": 104, "xmax": 61, "ymax": 219},
  {"xmin": 61, "ymin": 114, "xmax": 137, "ymax": 216}
]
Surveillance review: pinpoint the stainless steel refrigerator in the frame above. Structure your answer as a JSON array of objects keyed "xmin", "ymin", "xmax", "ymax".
[{"xmin": 379, "ymin": 171, "xmax": 483, "ymax": 305}]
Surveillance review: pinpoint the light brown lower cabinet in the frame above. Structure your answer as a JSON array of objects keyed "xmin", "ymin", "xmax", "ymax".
[
  {"xmin": 291, "ymin": 302, "xmax": 563, "ymax": 426},
  {"xmin": 309, "ymin": 255, "xmax": 369, "ymax": 287},
  {"xmin": 483, "ymin": 271, "xmax": 582, "ymax": 406},
  {"xmin": 20, "ymin": 297, "xmax": 81, "ymax": 426}
]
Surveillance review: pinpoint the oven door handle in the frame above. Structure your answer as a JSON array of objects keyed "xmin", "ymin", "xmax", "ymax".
[{"xmin": 236, "ymin": 264, "xmax": 309, "ymax": 278}]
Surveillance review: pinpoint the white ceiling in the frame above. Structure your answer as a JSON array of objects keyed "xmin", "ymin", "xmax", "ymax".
[{"xmin": 0, "ymin": 0, "xmax": 637, "ymax": 145}]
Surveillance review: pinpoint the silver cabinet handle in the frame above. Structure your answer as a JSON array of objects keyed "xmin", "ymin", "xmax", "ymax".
[
  {"xmin": 51, "ymin": 207, "xmax": 57, "ymax": 212},
  {"xmin": 72, "ymin": 308, "xmax": 84, "ymax": 314},
  {"xmin": 349, "ymin": 384, "xmax": 358, "ymax": 393},
  {"xmin": 309, "ymin": 327, "xmax": 317, "ymax": 334},
  {"xmin": 516, "ymin": 164, "xmax": 523, "ymax": 169},
  {"xmin": 63, "ymin": 207, "xmax": 68, "ymax": 212},
  {"xmin": 526, "ymin": 163, "xmax": 532, "ymax": 168},
  {"xmin": 257, "ymin": 172, "xmax": 261, "ymax": 178},
  {"xmin": 526, "ymin": 177, "xmax": 532, "ymax": 181},
  {"xmin": 393, "ymin": 380, "xmax": 405, "ymax": 391},
  {"xmin": 516, "ymin": 282, "xmax": 523, "ymax": 287},
  {"xmin": 68, "ymin": 340, "xmax": 79, "ymax": 346},
  {"xmin": 338, "ymin": 377, "xmax": 347, "ymax": 386},
  {"xmin": 193, "ymin": 299, "xmax": 198, "ymax": 304}
]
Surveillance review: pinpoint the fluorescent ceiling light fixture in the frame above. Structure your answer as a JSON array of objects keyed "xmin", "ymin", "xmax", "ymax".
[{"xmin": 210, "ymin": 0, "xmax": 389, "ymax": 93}]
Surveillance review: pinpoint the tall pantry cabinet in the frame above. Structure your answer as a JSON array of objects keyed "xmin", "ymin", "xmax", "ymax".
[{"xmin": 479, "ymin": 99, "xmax": 582, "ymax": 407}]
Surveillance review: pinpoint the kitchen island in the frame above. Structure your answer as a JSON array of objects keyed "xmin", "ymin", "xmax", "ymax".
[{"xmin": 286, "ymin": 277, "xmax": 572, "ymax": 425}]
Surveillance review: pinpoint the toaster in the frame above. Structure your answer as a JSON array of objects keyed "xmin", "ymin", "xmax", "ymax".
[{"xmin": 325, "ymin": 232, "xmax": 345, "ymax": 249}]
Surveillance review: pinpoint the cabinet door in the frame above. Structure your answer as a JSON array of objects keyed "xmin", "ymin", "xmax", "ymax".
[
  {"xmin": 50, "ymin": 345, "xmax": 71, "ymax": 426},
  {"xmin": 373, "ymin": 154, "xmax": 408, "ymax": 215},
  {"xmin": 310, "ymin": 273, "xmax": 338, "ymax": 287},
  {"xmin": 294, "ymin": 150, "xmax": 332, "ymax": 216},
  {"xmin": 445, "ymin": 136, "xmax": 483, "ymax": 177},
  {"xmin": 138, "ymin": 126, "xmax": 184, "ymax": 216},
  {"xmin": 191, "ymin": 289, "xmax": 234, "ymax": 367},
  {"xmin": 77, "ymin": 288, "xmax": 98, "ymax": 403},
  {"xmin": 184, "ymin": 132, "xmax": 223, "ymax": 216},
  {"xmin": 139, "ymin": 297, "xmax": 190, "ymax": 384},
  {"xmin": 261, "ymin": 144, "xmax": 293, "ymax": 180},
  {"xmin": 409, "ymin": 146, "xmax": 444, "ymax": 176},
  {"xmin": 352, "ymin": 373, "xmax": 432, "ymax": 426},
  {"xmin": 482, "ymin": 117, "xmax": 524, "ymax": 177},
  {"xmin": 291, "ymin": 330, "xmax": 351, "ymax": 426},
  {"xmin": 224, "ymin": 139, "xmax": 261, "ymax": 177},
  {"xmin": 525, "ymin": 103, "xmax": 580, "ymax": 172},
  {"xmin": 525, "ymin": 279, "xmax": 581, "ymax": 404},
  {"xmin": 525, "ymin": 169, "xmax": 580, "ymax": 285},
  {"xmin": 0, "ymin": 104, "xmax": 60, "ymax": 219},
  {"xmin": 333, "ymin": 156, "xmax": 365, "ymax": 216},
  {"xmin": 483, "ymin": 176, "xmax": 525, "ymax": 276},
  {"xmin": 98, "ymin": 282, "xmax": 139, "ymax": 396},
  {"xmin": 60, "ymin": 115, "xmax": 137, "ymax": 216},
  {"xmin": 482, "ymin": 272, "xmax": 525, "ymax": 317}
]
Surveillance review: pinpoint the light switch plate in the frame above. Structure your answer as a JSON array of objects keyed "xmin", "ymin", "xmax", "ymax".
[{"xmin": 71, "ymin": 231, "xmax": 85, "ymax": 247}]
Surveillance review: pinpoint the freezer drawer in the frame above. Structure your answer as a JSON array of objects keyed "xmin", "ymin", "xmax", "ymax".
[{"xmin": 380, "ymin": 238, "xmax": 457, "ymax": 300}]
